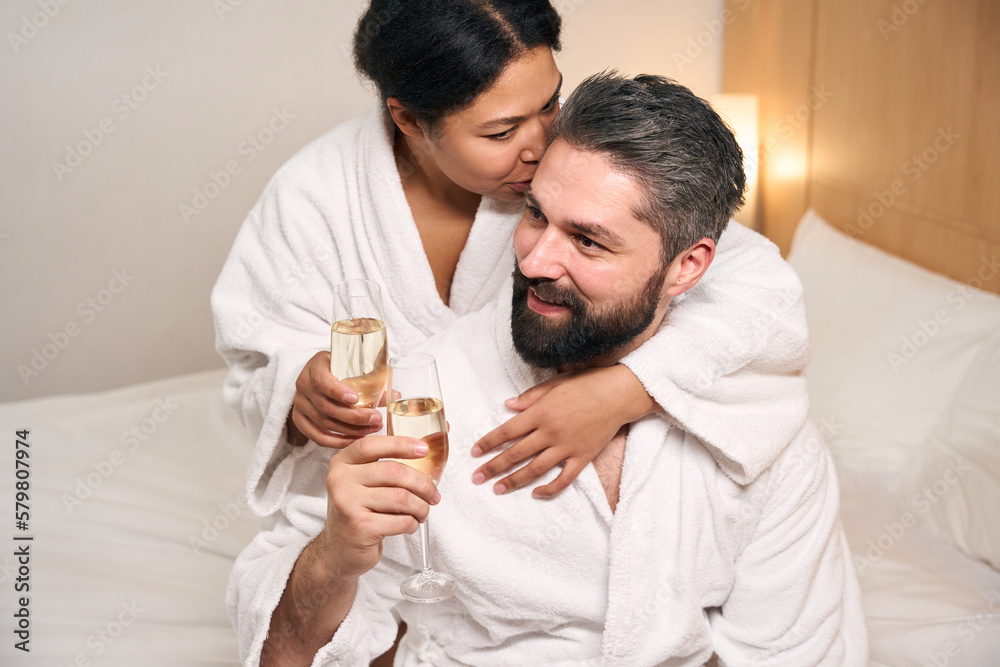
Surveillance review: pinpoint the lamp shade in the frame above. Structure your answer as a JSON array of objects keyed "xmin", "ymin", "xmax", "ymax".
[{"xmin": 709, "ymin": 94, "xmax": 759, "ymax": 229}]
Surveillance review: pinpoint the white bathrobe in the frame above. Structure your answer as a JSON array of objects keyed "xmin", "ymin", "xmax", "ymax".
[
  {"xmin": 227, "ymin": 286, "xmax": 868, "ymax": 666},
  {"xmin": 211, "ymin": 109, "xmax": 812, "ymax": 520}
]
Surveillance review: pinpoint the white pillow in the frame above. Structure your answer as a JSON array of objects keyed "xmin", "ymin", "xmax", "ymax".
[
  {"xmin": 900, "ymin": 333, "xmax": 1000, "ymax": 571},
  {"xmin": 787, "ymin": 208, "xmax": 1000, "ymax": 471}
]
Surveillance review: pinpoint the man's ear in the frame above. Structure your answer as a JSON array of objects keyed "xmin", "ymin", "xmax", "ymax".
[
  {"xmin": 386, "ymin": 97, "xmax": 426, "ymax": 139},
  {"xmin": 664, "ymin": 237, "xmax": 716, "ymax": 297}
]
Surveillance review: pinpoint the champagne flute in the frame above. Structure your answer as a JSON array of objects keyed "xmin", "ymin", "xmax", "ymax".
[
  {"xmin": 331, "ymin": 279, "xmax": 388, "ymax": 409},
  {"xmin": 386, "ymin": 353, "xmax": 457, "ymax": 603}
]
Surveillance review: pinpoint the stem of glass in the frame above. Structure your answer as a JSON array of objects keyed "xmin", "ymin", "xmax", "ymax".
[{"xmin": 419, "ymin": 519, "xmax": 433, "ymax": 577}]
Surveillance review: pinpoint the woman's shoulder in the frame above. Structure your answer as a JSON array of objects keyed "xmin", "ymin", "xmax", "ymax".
[
  {"xmin": 236, "ymin": 109, "xmax": 392, "ymax": 246},
  {"xmin": 260, "ymin": 108, "xmax": 387, "ymax": 200}
]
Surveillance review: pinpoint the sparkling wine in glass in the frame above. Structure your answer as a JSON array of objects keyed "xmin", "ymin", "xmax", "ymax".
[
  {"xmin": 331, "ymin": 280, "xmax": 387, "ymax": 409},
  {"xmin": 386, "ymin": 353, "xmax": 457, "ymax": 603}
]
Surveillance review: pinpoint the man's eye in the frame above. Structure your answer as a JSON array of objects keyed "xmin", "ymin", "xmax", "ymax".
[
  {"xmin": 487, "ymin": 127, "xmax": 516, "ymax": 141},
  {"xmin": 527, "ymin": 205, "xmax": 545, "ymax": 221},
  {"xmin": 577, "ymin": 236, "xmax": 603, "ymax": 251},
  {"xmin": 542, "ymin": 97, "xmax": 560, "ymax": 112}
]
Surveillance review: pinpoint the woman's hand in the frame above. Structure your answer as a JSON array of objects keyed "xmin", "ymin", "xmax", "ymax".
[
  {"xmin": 470, "ymin": 364, "xmax": 657, "ymax": 498},
  {"xmin": 287, "ymin": 351, "xmax": 384, "ymax": 448}
]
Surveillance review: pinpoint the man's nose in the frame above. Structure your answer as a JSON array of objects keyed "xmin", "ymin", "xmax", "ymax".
[
  {"xmin": 518, "ymin": 228, "xmax": 566, "ymax": 281},
  {"xmin": 518, "ymin": 117, "xmax": 549, "ymax": 164}
]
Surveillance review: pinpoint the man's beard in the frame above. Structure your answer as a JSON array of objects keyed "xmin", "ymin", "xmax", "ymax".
[{"xmin": 510, "ymin": 261, "xmax": 668, "ymax": 369}]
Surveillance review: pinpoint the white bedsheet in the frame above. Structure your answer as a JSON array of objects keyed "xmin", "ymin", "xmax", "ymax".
[
  {"xmin": 0, "ymin": 369, "xmax": 256, "ymax": 666},
  {"xmin": 837, "ymin": 462, "xmax": 1000, "ymax": 666}
]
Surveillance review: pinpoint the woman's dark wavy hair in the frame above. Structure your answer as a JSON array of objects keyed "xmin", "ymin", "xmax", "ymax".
[
  {"xmin": 551, "ymin": 72, "xmax": 747, "ymax": 263},
  {"xmin": 353, "ymin": 0, "xmax": 562, "ymax": 130}
]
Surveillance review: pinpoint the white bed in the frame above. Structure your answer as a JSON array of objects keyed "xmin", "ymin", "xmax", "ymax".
[
  {"xmin": 1, "ymin": 211, "xmax": 999, "ymax": 666},
  {"xmin": 0, "ymin": 370, "xmax": 257, "ymax": 666}
]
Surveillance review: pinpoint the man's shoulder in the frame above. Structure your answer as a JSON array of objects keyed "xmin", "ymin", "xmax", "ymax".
[{"xmin": 744, "ymin": 420, "xmax": 836, "ymax": 502}]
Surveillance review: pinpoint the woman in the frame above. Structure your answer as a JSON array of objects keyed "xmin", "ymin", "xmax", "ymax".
[{"xmin": 211, "ymin": 0, "xmax": 809, "ymax": 518}]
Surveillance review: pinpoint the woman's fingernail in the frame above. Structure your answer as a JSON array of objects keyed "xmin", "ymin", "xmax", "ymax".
[
  {"xmin": 470, "ymin": 446, "xmax": 482, "ymax": 457},
  {"xmin": 369, "ymin": 414, "xmax": 382, "ymax": 426},
  {"xmin": 345, "ymin": 392, "xmax": 359, "ymax": 404},
  {"xmin": 432, "ymin": 490, "xmax": 442, "ymax": 504},
  {"xmin": 493, "ymin": 482, "xmax": 507, "ymax": 495},
  {"xmin": 414, "ymin": 440, "xmax": 429, "ymax": 455},
  {"xmin": 472, "ymin": 472, "xmax": 485, "ymax": 484},
  {"xmin": 504, "ymin": 397, "xmax": 517, "ymax": 406}
]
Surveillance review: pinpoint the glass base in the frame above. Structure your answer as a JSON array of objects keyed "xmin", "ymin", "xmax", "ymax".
[{"xmin": 400, "ymin": 570, "xmax": 457, "ymax": 603}]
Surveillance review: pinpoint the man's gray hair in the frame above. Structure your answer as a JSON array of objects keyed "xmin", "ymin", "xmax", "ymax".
[{"xmin": 550, "ymin": 72, "xmax": 747, "ymax": 262}]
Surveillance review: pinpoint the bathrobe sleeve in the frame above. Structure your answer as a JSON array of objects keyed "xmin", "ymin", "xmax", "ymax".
[
  {"xmin": 212, "ymin": 180, "xmax": 338, "ymax": 516},
  {"xmin": 227, "ymin": 455, "xmax": 405, "ymax": 667},
  {"xmin": 709, "ymin": 425, "xmax": 869, "ymax": 666},
  {"xmin": 621, "ymin": 222, "xmax": 812, "ymax": 484},
  {"xmin": 212, "ymin": 172, "xmax": 335, "ymax": 433}
]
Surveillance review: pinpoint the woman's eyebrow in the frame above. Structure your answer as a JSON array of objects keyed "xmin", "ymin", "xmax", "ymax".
[
  {"xmin": 545, "ymin": 74, "xmax": 563, "ymax": 106},
  {"xmin": 480, "ymin": 114, "xmax": 526, "ymax": 130}
]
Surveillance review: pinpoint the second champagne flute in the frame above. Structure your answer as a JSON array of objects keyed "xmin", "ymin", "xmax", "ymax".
[
  {"xmin": 331, "ymin": 279, "xmax": 388, "ymax": 409},
  {"xmin": 386, "ymin": 353, "xmax": 457, "ymax": 603}
]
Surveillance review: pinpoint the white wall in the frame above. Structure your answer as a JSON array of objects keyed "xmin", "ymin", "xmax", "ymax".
[{"xmin": 0, "ymin": 0, "xmax": 722, "ymax": 401}]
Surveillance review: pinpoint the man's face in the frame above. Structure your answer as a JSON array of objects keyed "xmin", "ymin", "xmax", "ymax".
[{"xmin": 511, "ymin": 139, "xmax": 670, "ymax": 369}]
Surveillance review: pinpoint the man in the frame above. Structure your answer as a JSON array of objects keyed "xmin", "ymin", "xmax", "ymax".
[{"xmin": 229, "ymin": 73, "xmax": 867, "ymax": 666}]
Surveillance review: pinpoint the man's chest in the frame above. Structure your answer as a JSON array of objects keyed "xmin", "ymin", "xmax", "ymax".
[{"xmin": 592, "ymin": 426, "xmax": 628, "ymax": 512}]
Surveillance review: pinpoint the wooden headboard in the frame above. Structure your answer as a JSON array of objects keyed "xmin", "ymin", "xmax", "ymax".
[{"xmin": 723, "ymin": 0, "xmax": 1000, "ymax": 295}]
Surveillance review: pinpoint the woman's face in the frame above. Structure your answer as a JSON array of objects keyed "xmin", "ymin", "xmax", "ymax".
[{"xmin": 425, "ymin": 46, "xmax": 563, "ymax": 201}]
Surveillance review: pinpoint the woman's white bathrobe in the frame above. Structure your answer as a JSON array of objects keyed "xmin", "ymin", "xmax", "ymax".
[
  {"xmin": 228, "ymin": 288, "xmax": 868, "ymax": 666},
  {"xmin": 211, "ymin": 110, "xmax": 812, "ymax": 520}
]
